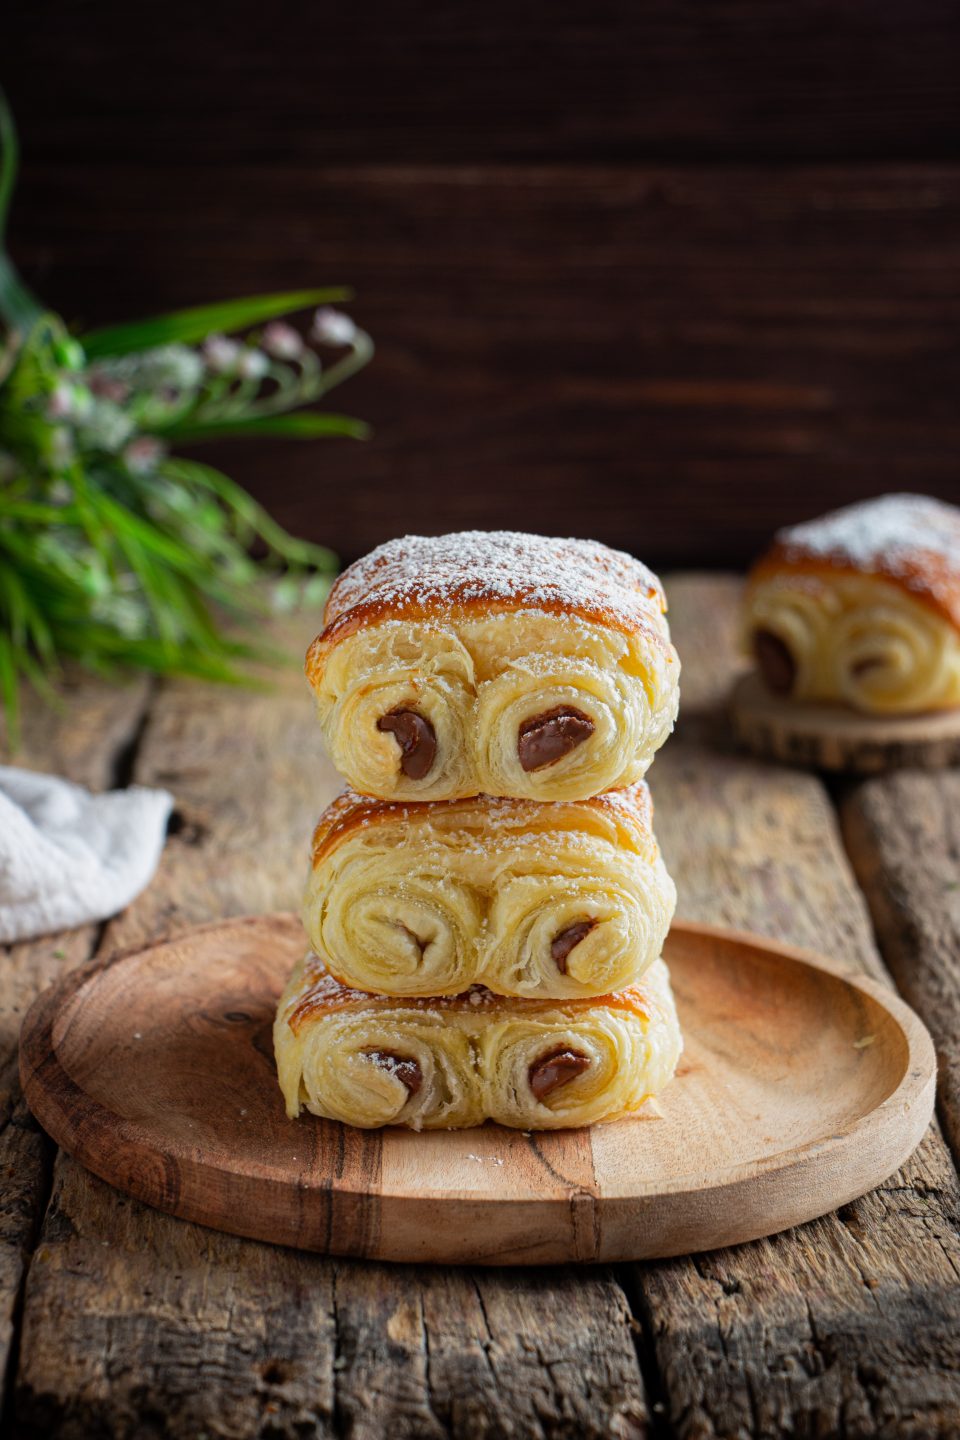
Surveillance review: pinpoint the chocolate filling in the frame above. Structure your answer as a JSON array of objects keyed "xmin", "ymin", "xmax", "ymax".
[
  {"xmin": 529, "ymin": 1047, "xmax": 591, "ymax": 1101},
  {"xmin": 364, "ymin": 1049, "xmax": 423, "ymax": 1096},
  {"xmin": 517, "ymin": 707, "xmax": 595, "ymax": 772},
  {"xmin": 377, "ymin": 708, "xmax": 437, "ymax": 780},
  {"xmin": 551, "ymin": 920, "xmax": 597, "ymax": 974},
  {"xmin": 852, "ymin": 656, "xmax": 885, "ymax": 677},
  {"xmin": 754, "ymin": 629, "xmax": 796, "ymax": 697}
]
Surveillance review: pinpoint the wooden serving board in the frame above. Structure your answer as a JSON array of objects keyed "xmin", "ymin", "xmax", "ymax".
[
  {"xmin": 731, "ymin": 671, "xmax": 960, "ymax": 773},
  {"xmin": 19, "ymin": 913, "xmax": 934, "ymax": 1266}
]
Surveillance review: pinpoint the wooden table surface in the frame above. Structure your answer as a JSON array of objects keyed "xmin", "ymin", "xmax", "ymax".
[{"xmin": 3, "ymin": 574, "xmax": 960, "ymax": 1438}]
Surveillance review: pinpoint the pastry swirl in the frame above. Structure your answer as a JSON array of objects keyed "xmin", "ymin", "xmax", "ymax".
[
  {"xmin": 274, "ymin": 953, "xmax": 682, "ymax": 1130},
  {"xmin": 303, "ymin": 782, "xmax": 676, "ymax": 999},
  {"xmin": 306, "ymin": 532, "xmax": 680, "ymax": 801},
  {"xmin": 744, "ymin": 495, "xmax": 960, "ymax": 715}
]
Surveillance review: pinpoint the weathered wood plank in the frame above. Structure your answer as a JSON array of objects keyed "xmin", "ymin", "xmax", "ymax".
[
  {"xmin": 842, "ymin": 771, "xmax": 960, "ymax": 1170},
  {"xmin": 633, "ymin": 575, "xmax": 960, "ymax": 1438},
  {"xmin": 15, "ymin": 586, "xmax": 960, "ymax": 1438},
  {"xmin": 10, "ymin": 163, "xmax": 960, "ymax": 567},
  {"xmin": 14, "ymin": 624, "xmax": 652, "ymax": 1439},
  {"xmin": 329, "ymin": 1261, "xmax": 648, "ymax": 1440},
  {"xmin": 659, "ymin": 572, "xmax": 747, "ymax": 727},
  {"xmin": 0, "ymin": 675, "xmax": 151, "ymax": 1422}
]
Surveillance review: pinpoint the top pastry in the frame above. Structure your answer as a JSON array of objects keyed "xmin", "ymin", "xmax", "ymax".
[
  {"xmin": 306, "ymin": 530, "xmax": 680, "ymax": 800},
  {"xmin": 744, "ymin": 494, "xmax": 960, "ymax": 713}
]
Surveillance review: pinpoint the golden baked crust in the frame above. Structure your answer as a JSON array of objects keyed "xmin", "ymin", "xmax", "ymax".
[
  {"xmin": 312, "ymin": 531, "xmax": 669, "ymax": 658},
  {"xmin": 309, "ymin": 778, "xmax": 657, "ymax": 865},
  {"xmin": 750, "ymin": 494, "xmax": 960, "ymax": 630},
  {"xmin": 305, "ymin": 532, "xmax": 680, "ymax": 801},
  {"xmin": 274, "ymin": 952, "xmax": 682, "ymax": 1130},
  {"xmin": 744, "ymin": 495, "xmax": 960, "ymax": 714},
  {"xmin": 303, "ymin": 782, "xmax": 675, "ymax": 1000}
]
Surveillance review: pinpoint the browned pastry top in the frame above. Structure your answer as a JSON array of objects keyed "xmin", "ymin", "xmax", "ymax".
[
  {"xmin": 308, "ymin": 779, "xmax": 656, "ymax": 869},
  {"xmin": 306, "ymin": 531, "xmax": 668, "ymax": 681},
  {"xmin": 286, "ymin": 952, "xmax": 663, "ymax": 1035},
  {"xmin": 748, "ymin": 494, "xmax": 960, "ymax": 630}
]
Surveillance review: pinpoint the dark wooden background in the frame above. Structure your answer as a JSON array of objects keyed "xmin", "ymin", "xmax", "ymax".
[{"xmin": 6, "ymin": 2, "xmax": 960, "ymax": 567}]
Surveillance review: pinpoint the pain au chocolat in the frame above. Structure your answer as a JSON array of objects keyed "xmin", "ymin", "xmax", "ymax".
[
  {"xmin": 274, "ymin": 952, "xmax": 682, "ymax": 1130},
  {"xmin": 744, "ymin": 494, "xmax": 960, "ymax": 715},
  {"xmin": 305, "ymin": 531, "xmax": 680, "ymax": 802},
  {"xmin": 302, "ymin": 781, "xmax": 676, "ymax": 1000}
]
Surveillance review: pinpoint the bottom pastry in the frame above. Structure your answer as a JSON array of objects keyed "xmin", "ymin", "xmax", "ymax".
[{"xmin": 274, "ymin": 954, "xmax": 682, "ymax": 1130}]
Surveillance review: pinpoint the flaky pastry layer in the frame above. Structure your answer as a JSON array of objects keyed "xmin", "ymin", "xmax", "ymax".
[
  {"xmin": 303, "ymin": 782, "xmax": 676, "ymax": 999},
  {"xmin": 308, "ymin": 605, "xmax": 679, "ymax": 802},
  {"xmin": 274, "ymin": 953, "xmax": 682, "ymax": 1130},
  {"xmin": 745, "ymin": 495, "xmax": 960, "ymax": 714},
  {"xmin": 743, "ymin": 572, "xmax": 960, "ymax": 714}
]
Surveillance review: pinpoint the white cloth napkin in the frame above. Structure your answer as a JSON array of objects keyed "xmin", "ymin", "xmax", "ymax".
[{"xmin": 0, "ymin": 766, "xmax": 174, "ymax": 944}]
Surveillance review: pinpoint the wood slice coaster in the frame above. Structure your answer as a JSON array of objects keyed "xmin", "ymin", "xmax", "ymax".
[
  {"xmin": 731, "ymin": 671, "xmax": 960, "ymax": 773},
  {"xmin": 20, "ymin": 914, "xmax": 934, "ymax": 1266}
]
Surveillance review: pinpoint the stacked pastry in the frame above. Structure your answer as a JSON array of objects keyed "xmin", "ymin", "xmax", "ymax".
[{"xmin": 275, "ymin": 532, "xmax": 684, "ymax": 1130}]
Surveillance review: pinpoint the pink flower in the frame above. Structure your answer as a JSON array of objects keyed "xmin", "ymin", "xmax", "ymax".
[
  {"xmin": 123, "ymin": 437, "xmax": 164, "ymax": 474},
  {"xmin": 236, "ymin": 348, "xmax": 269, "ymax": 380},
  {"xmin": 262, "ymin": 322, "xmax": 303, "ymax": 360},
  {"xmin": 311, "ymin": 307, "xmax": 357, "ymax": 347},
  {"xmin": 88, "ymin": 369, "xmax": 130, "ymax": 403},
  {"xmin": 203, "ymin": 334, "xmax": 241, "ymax": 373},
  {"xmin": 47, "ymin": 383, "xmax": 75, "ymax": 419}
]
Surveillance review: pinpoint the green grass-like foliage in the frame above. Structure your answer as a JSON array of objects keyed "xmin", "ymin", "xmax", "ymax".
[{"xmin": 0, "ymin": 94, "xmax": 372, "ymax": 743}]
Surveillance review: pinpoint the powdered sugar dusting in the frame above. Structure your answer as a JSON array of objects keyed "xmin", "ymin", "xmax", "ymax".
[
  {"xmin": 591, "ymin": 780, "xmax": 655, "ymax": 832},
  {"xmin": 764, "ymin": 494, "xmax": 960, "ymax": 621},
  {"xmin": 322, "ymin": 531, "xmax": 665, "ymax": 635},
  {"xmin": 778, "ymin": 494, "xmax": 960, "ymax": 573}
]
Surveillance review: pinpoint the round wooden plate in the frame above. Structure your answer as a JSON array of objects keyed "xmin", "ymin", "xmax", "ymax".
[
  {"xmin": 20, "ymin": 914, "xmax": 934, "ymax": 1266},
  {"xmin": 731, "ymin": 670, "xmax": 960, "ymax": 773}
]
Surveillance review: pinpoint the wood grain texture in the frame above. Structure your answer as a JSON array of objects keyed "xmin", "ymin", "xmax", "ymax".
[
  {"xmin": 9, "ymin": 162, "xmax": 960, "ymax": 566},
  {"xmin": 11, "ymin": 581, "xmax": 960, "ymax": 1437},
  {"xmin": 638, "ymin": 575, "xmax": 960, "ymax": 1439},
  {"xmin": 0, "ymin": 675, "xmax": 151, "ymax": 1423},
  {"xmin": 21, "ymin": 915, "xmax": 933, "ymax": 1263},
  {"xmin": 661, "ymin": 574, "xmax": 748, "ymax": 728},
  {"xmin": 843, "ymin": 771, "xmax": 960, "ymax": 1170},
  {"xmin": 17, "ymin": 1170, "xmax": 650, "ymax": 1440},
  {"xmin": 12, "ymin": 624, "xmax": 653, "ymax": 1438},
  {"xmin": 325, "ymin": 1261, "xmax": 648, "ymax": 1440},
  {"xmin": 731, "ymin": 672, "xmax": 960, "ymax": 773},
  {"xmin": 7, "ymin": 1, "xmax": 960, "ymax": 163}
]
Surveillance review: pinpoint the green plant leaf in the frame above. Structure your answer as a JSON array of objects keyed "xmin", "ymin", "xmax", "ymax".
[
  {"xmin": 0, "ymin": 88, "xmax": 17, "ymax": 244},
  {"xmin": 0, "ymin": 99, "xmax": 364, "ymax": 742},
  {"xmin": 88, "ymin": 490, "xmax": 220, "ymax": 575},
  {"xmin": 0, "ymin": 563, "xmax": 55, "ymax": 662},
  {"xmin": 82, "ymin": 289, "xmax": 353, "ymax": 357},
  {"xmin": 0, "ymin": 500, "xmax": 83, "ymax": 524},
  {"xmin": 0, "ymin": 633, "xmax": 20, "ymax": 748},
  {"xmin": 163, "ymin": 412, "xmax": 369, "ymax": 443},
  {"xmin": 0, "ymin": 91, "xmax": 46, "ymax": 330},
  {"xmin": 162, "ymin": 457, "xmax": 338, "ymax": 570}
]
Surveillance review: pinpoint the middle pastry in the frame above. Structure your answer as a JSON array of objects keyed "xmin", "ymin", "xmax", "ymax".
[{"xmin": 303, "ymin": 780, "xmax": 676, "ymax": 1000}]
